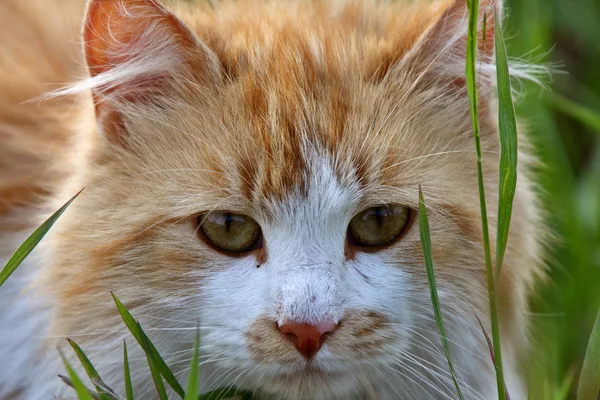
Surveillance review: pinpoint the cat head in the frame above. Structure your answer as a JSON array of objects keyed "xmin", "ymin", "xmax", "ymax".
[{"xmin": 47, "ymin": 0, "xmax": 541, "ymax": 397}]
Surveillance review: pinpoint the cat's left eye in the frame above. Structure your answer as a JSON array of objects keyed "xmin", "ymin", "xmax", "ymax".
[
  {"xmin": 198, "ymin": 212, "xmax": 262, "ymax": 253},
  {"xmin": 347, "ymin": 205, "xmax": 410, "ymax": 247}
]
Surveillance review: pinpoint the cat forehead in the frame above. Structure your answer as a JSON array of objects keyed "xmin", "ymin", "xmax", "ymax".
[
  {"xmin": 139, "ymin": 72, "xmax": 454, "ymax": 210},
  {"xmin": 223, "ymin": 103, "xmax": 405, "ymax": 209},
  {"xmin": 184, "ymin": 0, "xmax": 443, "ymax": 80},
  {"xmin": 217, "ymin": 127, "xmax": 422, "ymax": 219},
  {"xmin": 261, "ymin": 153, "xmax": 361, "ymax": 218},
  {"xmin": 174, "ymin": 2, "xmax": 452, "ymax": 202},
  {"xmin": 117, "ymin": 0, "xmax": 477, "ymax": 208}
]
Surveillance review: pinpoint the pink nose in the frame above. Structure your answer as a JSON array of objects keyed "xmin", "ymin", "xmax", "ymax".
[{"xmin": 278, "ymin": 321, "xmax": 338, "ymax": 359}]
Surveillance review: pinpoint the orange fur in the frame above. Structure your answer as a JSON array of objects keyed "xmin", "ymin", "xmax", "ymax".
[{"xmin": 0, "ymin": 0, "xmax": 544, "ymax": 398}]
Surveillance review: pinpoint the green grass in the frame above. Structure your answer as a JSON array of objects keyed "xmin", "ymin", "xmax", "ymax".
[
  {"xmin": 124, "ymin": 341, "xmax": 134, "ymax": 400},
  {"xmin": 578, "ymin": 309, "xmax": 600, "ymax": 399},
  {"xmin": 68, "ymin": 339, "xmax": 111, "ymax": 400},
  {"xmin": 505, "ymin": 0, "xmax": 600, "ymax": 398},
  {"xmin": 418, "ymin": 186, "xmax": 465, "ymax": 400},
  {"xmin": 417, "ymin": 6, "xmax": 519, "ymax": 399},
  {"xmin": 465, "ymin": 1, "xmax": 507, "ymax": 398},
  {"xmin": 111, "ymin": 292, "xmax": 186, "ymax": 398},
  {"xmin": 0, "ymin": 190, "xmax": 81, "ymax": 286},
  {"xmin": 493, "ymin": 10, "xmax": 519, "ymax": 281},
  {"xmin": 184, "ymin": 329, "xmax": 201, "ymax": 400},
  {"xmin": 60, "ymin": 351, "xmax": 95, "ymax": 400}
]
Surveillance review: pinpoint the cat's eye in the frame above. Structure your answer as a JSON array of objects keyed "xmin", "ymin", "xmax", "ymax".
[
  {"xmin": 347, "ymin": 205, "xmax": 410, "ymax": 247},
  {"xmin": 198, "ymin": 212, "xmax": 262, "ymax": 253}
]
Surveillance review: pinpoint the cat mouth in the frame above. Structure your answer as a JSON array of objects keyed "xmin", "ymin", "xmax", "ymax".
[
  {"xmin": 255, "ymin": 366, "xmax": 358, "ymax": 399},
  {"xmin": 297, "ymin": 366, "xmax": 342, "ymax": 377}
]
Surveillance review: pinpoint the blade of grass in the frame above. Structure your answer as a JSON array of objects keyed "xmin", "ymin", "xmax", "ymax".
[
  {"xmin": 494, "ymin": 11, "xmax": 518, "ymax": 279},
  {"xmin": 544, "ymin": 91, "xmax": 600, "ymax": 134},
  {"xmin": 111, "ymin": 292, "xmax": 185, "ymax": 398},
  {"xmin": 184, "ymin": 328, "xmax": 200, "ymax": 400},
  {"xmin": 197, "ymin": 388, "xmax": 249, "ymax": 400},
  {"xmin": 577, "ymin": 308, "xmax": 600, "ymax": 400},
  {"xmin": 58, "ymin": 376, "xmax": 102, "ymax": 400},
  {"xmin": 68, "ymin": 339, "xmax": 111, "ymax": 400},
  {"xmin": 124, "ymin": 340, "xmax": 134, "ymax": 400},
  {"xmin": 61, "ymin": 350, "xmax": 95, "ymax": 400},
  {"xmin": 418, "ymin": 186, "xmax": 465, "ymax": 400},
  {"xmin": 465, "ymin": 2, "xmax": 506, "ymax": 399},
  {"xmin": 138, "ymin": 322, "xmax": 169, "ymax": 400},
  {"xmin": 0, "ymin": 189, "xmax": 82, "ymax": 287},
  {"xmin": 555, "ymin": 368, "xmax": 576, "ymax": 400},
  {"xmin": 90, "ymin": 379, "xmax": 120, "ymax": 400},
  {"xmin": 474, "ymin": 313, "xmax": 511, "ymax": 400}
]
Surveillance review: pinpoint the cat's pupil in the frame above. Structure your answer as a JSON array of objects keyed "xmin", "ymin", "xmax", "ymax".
[
  {"xmin": 375, "ymin": 207, "xmax": 385, "ymax": 228},
  {"xmin": 225, "ymin": 213, "xmax": 232, "ymax": 233}
]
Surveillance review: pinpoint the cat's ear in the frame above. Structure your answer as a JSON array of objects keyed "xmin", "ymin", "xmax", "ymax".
[
  {"xmin": 397, "ymin": 0, "xmax": 500, "ymax": 90},
  {"xmin": 83, "ymin": 0, "xmax": 221, "ymax": 144}
]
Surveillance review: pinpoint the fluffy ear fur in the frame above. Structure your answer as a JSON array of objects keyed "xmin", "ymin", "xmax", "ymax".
[
  {"xmin": 397, "ymin": 0, "xmax": 500, "ymax": 93},
  {"xmin": 83, "ymin": 0, "xmax": 221, "ymax": 144}
]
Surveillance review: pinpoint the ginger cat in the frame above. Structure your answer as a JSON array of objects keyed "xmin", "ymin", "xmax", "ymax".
[{"xmin": 0, "ymin": 0, "xmax": 542, "ymax": 398}]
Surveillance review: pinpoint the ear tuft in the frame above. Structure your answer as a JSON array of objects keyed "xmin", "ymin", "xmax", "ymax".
[
  {"xmin": 398, "ymin": 0, "xmax": 500, "ymax": 87},
  {"xmin": 81, "ymin": 0, "xmax": 220, "ymax": 145},
  {"xmin": 83, "ymin": 0, "xmax": 220, "ymax": 102}
]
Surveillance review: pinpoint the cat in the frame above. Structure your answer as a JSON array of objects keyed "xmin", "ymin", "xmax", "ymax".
[{"xmin": 0, "ymin": 0, "xmax": 544, "ymax": 399}]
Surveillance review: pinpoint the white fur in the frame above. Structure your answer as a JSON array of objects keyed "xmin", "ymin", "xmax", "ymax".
[{"xmin": 0, "ymin": 237, "xmax": 65, "ymax": 399}]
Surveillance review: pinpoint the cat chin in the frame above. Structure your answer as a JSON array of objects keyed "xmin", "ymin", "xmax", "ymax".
[{"xmin": 245, "ymin": 369, "xmax": 361, "ymax": 400}]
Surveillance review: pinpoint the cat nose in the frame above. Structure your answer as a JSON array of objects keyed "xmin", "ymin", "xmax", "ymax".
[{"xmin": 278, "ymin": 321, "xmax": 338, "ymax": 359}]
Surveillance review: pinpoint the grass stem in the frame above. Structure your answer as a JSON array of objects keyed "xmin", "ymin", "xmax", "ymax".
[{"xmin": 465, "ymin": 1, "xmax": 506, "ymax": 398}]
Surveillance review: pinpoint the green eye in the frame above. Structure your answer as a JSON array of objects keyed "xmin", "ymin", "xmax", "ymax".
[
  {"xmin": 348, "ymin": 205, "xmax": 410, "ymax": 247},
  {"xmin": 198, "ymin": 212, "xmax": 262, "ymax": 253}
]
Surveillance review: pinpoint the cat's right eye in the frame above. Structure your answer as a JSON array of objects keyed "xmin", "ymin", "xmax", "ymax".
[{"xmin": 198, "ymin": 212, "xmax": 262, "ymax": 253}]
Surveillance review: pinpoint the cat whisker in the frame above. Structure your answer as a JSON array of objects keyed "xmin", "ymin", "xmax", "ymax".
[
  {"xmin": 133, "ymin": 327, "xmax": 230, "ymax": 332},
  {"xmin": 396, "ymin": 359, "xmax": 456, "ymax": 400},
  {"xmin": 169, "ymin": 354, "xmax": 231, "ymax": 368},
  {"xmin": 402, "ymin": 352, "xmax": 483, "ymax": 399},
  {"xmin": 402, "ymin": 354, "xmax": 464, "ymax": 390},
  {"xmin": 362, "ymin": 359, "xmax": 405, "ymax": 400},
  {"xmin": 197, "ymin": 358, "xmax": 238, "ymax": 393},
  {"xmin": 343, "ymin": 361, "xmax": 370, "ymax": 399},
  {"xmin": 385, "ymin": 321, "xmax": 489, "ymax": 363},
  {"xmin": 383, "ymin": 324, "xmax": 444, "ymax": 357},
  {"xmin": 405, "ymin": 341, "xmax": 480, "ymax": 379},
  {"xmin": 407, "ymin": 347, "xmax": 480, "ymax": 382},
  {"xmin": 38, "ymin": 325, "xmax": 231, "ymax": 339},
  {"xmin": 205, "ymin": 365, "xmax": 246, "ymax": 400},
  {"xmin": 133, "ymin": 313, "xmax": 199, "ymax": 325},
  {"xmin": 383, "ymin": 341, "xmax": 482, "ymax": 399},
  {"xmin": 392, "ymin": 347, "xmax": 478, "ymax": 397},
  {"xmin": 223, "ymin": 363, "xmax": 257, "ymax": 398},
  {"xmin": 380, "ymin": 362, "xmax": 436, "ymax": 400}
]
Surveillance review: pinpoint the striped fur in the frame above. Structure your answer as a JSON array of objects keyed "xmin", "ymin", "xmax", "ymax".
[{"xmin": 0, "ymin": 0, "xmax": 545, "ymax": 399}]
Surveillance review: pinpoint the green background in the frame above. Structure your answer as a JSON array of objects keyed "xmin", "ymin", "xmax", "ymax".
[{"xmin": 506, "ymin": 0, "xmax": 600, "ymax": 397}]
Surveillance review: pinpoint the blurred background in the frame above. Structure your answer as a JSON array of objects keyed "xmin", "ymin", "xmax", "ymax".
[{"xmin": 505, "ymin": 0, "xmax": 600, "ymax": 397}]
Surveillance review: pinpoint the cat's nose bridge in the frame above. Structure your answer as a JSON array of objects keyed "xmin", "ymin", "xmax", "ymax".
[{"xmin": 273, "ymin": 265, "xmax": 343, "ymax": 325}]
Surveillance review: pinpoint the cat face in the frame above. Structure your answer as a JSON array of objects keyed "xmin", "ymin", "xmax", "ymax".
[{"xmin": 44, "ymin": 0, "xmax": 540, "ymax": 398}]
